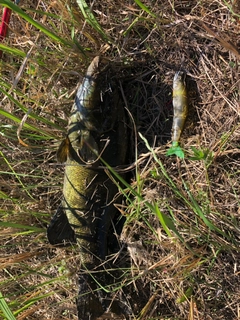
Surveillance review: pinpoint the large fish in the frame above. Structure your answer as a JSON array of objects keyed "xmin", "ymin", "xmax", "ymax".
[
  {"xmin": 47, "ymin": 56, "xmax": 128, "ymax": 319},
  {"xmin": 172, "ymin": 71, "xmax": 188, "ymax": 147}
]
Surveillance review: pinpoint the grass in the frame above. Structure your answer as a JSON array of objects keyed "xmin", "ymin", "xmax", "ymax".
[{"xmin": 0, "ymin": 0, "xmax": 239, "ymax": 319}]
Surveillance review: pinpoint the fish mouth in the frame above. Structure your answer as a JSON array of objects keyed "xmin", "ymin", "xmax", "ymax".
[
  {"xmin": 173, "ymin": 70, "xmax": 185, "ymax": 82},
  {"xmin": 73, "ymin": 56, "xmax": 101, "ymax": 118}
]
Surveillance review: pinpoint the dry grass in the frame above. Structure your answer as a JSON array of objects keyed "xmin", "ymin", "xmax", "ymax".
[{"xmin": 0, "ymin": 0, "xmax": 239, "ymax": 319}]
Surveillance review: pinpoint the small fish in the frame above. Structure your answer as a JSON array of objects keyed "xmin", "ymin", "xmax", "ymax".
[
  {"xmin": 47, "ymin": 56, "xmax": 128, "ymax": 319},
  {"xmin": 172, "ymin": 71, "xmax": 188, "ymax": 147}
]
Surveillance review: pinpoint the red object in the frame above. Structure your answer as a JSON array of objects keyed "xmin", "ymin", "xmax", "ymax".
[
  {"xmin": 0, "ymin": 6, "xmax": 12, "ymax": 57},
  {"xmin": 0, "ymin": 7, "xmax": 12, "ymax": 41}
]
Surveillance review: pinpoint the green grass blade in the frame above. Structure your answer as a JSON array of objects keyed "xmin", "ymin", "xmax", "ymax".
[
  {"xmin": 0, "ymin": 44, "xmax": 26, "ymax": 57},
  {"xmin": 0, "ymin": 86, "xmax": 64, "ymax": 134},
  {"xmin": 0, "ymin": 150, "xmax": 35, "ymax": 200},
  {"xmin": 154, "ymin": 204, "xmax": 172, "ymax": 237},
  {"xmin": 76, "ymin": 0, "xmax": 110, "ymax": 42},
  {"xmin": 155, "ymin": 204, "xmax": 185, "ymax": 241},
  {"xmin": 0, "ymin": 292, "xmax": 16, "ymax": 320},
  {"xmin": 12, "ymin": 293, "xmax": 54, "ymax": 316},
  {"xmin": 0, "ymin": 108, "xmax": 57, "ymax": 139},
  {"xmin": 0, "ymin": 0, "xmax": 72, "ymax": 46},
  {"xmin": 123, "ymin": 16, "xmax": 141, "ymax": 36},
  {"xmin": 0, "ymin": 171, "xmax": 45, "ymax": 178},
  {"xmin": 134, "ymin": 0, "xmax": 156, "ymax": 17},
  {"xmin": 0, "ymin": 221, "xmax": 43, "ymax": 232},
  {"xmin": 182, "ymin": 181, "xmax": 229, "ymax": 238}
]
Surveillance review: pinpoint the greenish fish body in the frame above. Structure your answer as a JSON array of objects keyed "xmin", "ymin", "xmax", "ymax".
[
  {"xmin": 172, "ymin": 71, "xmax": 188, "ymax": 147},
  {"xmin": 47, "ymin": 57, "xmax": 128, "ymax": 319}
]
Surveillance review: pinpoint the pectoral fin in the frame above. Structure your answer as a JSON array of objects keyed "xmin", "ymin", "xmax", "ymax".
[{"xmin": 47, "ymin": 206, "xmax": 76, "ymax": 245}]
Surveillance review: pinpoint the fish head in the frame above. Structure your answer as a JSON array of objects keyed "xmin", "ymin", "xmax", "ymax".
[
  {"xmin": 173, "ymin": 71, "xmax": 186, "ymax": 89},
  {"xmin": 71, "ymin": 56, "xmax": 101, "ymax": 131}
]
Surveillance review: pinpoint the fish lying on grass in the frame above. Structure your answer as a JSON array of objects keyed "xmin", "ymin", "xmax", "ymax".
[
  {"xmin": 47, "ymin": 56, "xmax": 128, "ymax": 319},
  {"xmin": 166, "ymin": 71, "xmax": 188, "ymax": 158}
]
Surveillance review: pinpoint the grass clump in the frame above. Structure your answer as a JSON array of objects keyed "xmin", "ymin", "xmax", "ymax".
[{"xmin": 0, "ymin": 0, "xmax": 239, "ymax": 319}]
